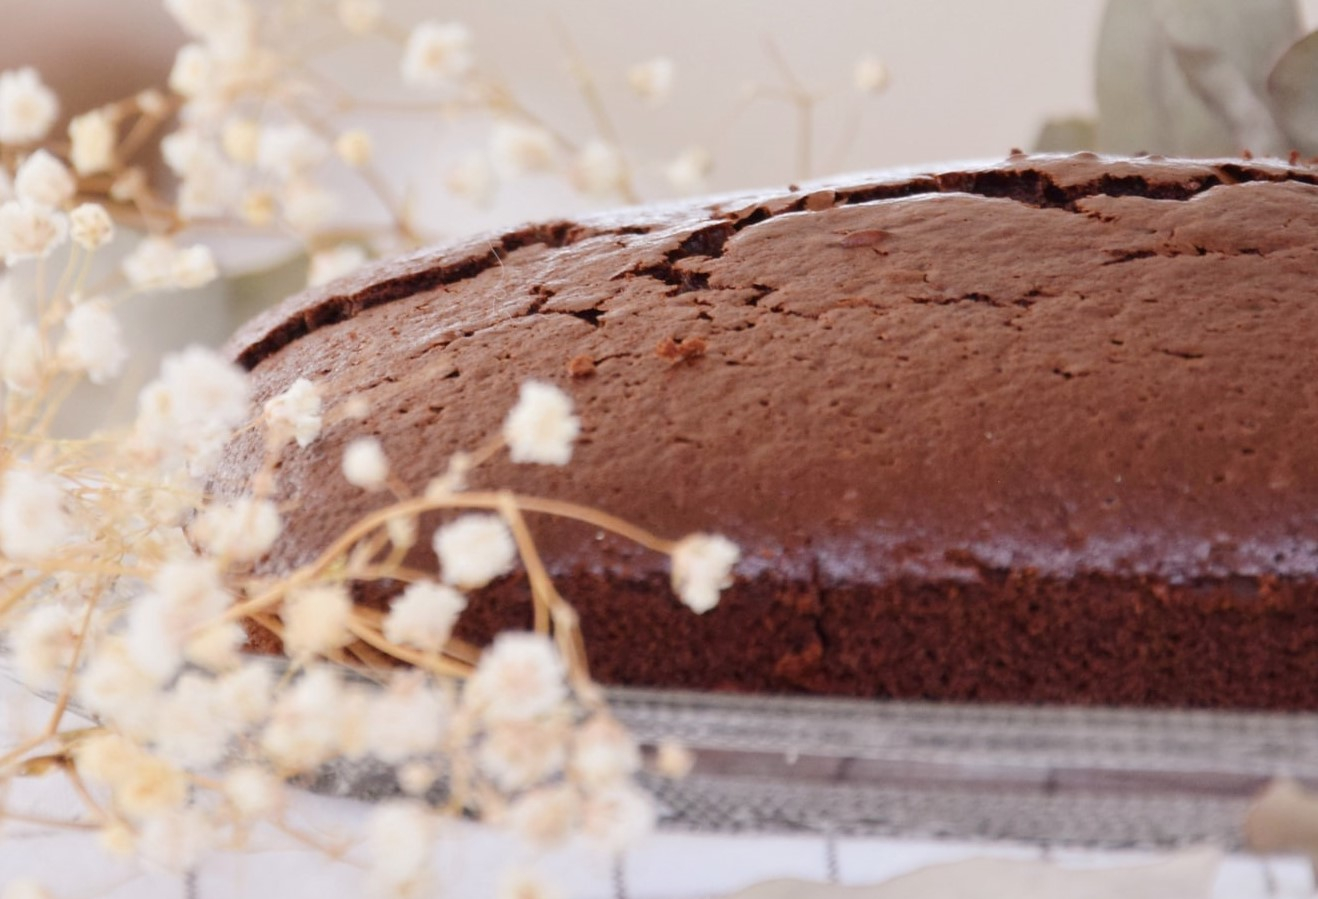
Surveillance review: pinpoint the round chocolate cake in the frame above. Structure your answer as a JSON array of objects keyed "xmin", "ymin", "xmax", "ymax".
[{"xmin": 216, "ymin": 152, "xmax": 1318, "ymax": 709}]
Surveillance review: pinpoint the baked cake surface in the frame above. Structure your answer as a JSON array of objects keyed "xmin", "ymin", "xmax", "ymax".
[{"xmin": 216, "ymin": 153, "xmax": 1318, "ymax": 708}]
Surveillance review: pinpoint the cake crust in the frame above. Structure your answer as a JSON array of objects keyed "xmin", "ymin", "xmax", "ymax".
[{"xmin": 216, "ymin": 153, "xmax": 1318, "ymax": 708}]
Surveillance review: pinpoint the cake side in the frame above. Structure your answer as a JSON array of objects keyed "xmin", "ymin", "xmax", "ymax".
[{"xmin": 214, "ymin": 153, "xmax": 1318, "ymax": 708}]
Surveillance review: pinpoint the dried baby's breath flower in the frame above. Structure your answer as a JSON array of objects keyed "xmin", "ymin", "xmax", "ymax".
[
  {"xmin": 335, "ymin": 129, "xmax": 374, "ymax": 167},
  {"xmin": 490, "ymin": 121, "xmax": 555, "ymax": 177},
  {"xmin": 366, "ymin": 801, "xmax": 437, "ymax": 899},
  {"xmin": 283, "ymin": 583, "xmax": 354, "ymax": 657},
  {"xmin": 3, "ymin": 324, "xmax": 45, "ymax": 393},
  {"xmin": 508, "ymin": 784, "xmax": 580, "ymax": 847},
  {"xmin": 224, "ymin": 764, "xmax": 285, "ymax": 819},
  {"xmin": 478, "ymin": 718, "xmax": 570, "ymax": 792},
  {"xmin": 570, "ymin": 714, "xmax": 641, "ymax": 792},
  {"xmin": 309, "ymin": 243, "xmax": 368, "ymax": 286},
  {"xmin": 114, "ymin": 751, "xmax": 190, "ymax": 820},
  {"xmin": 280, "ymin": 178, "xmax": 338, "ymax": 234},
  {"xmin": 571, "ymin": 140, "xmax": 627, "ymax": 198},
  {"xmin": 503, "ymin": 381, "xmax": 580, "ymax": 465},
  {"xmin": 78, "ymin": 639, "xmax": 164, "ymax": 735},
  {"xmin": 497, "ymin": 868, "xmax": 564, "ymax": 899},
  {"xmin": 446, "ymin": 151, "xmax": 496, "ymax": 206},
  {"xmin": 136, "ymin": 87, "xmax": 169, "ymax": 117},
  {"xmin": 58, "ymin": 298, "xmax": 128, "ymax": 384},
  {"xmin": 338, "ymin": 0, "xmax": 382, "ymax": 34},
  {"xmin": 0, "ymin": 200, "xmax": 67, "ymax": 264},
  {"xmin": 14, "ymin": 149, "xmax": 75, "ymax": 208},
  {"xmin": 261, "ymin": 665, "xmax": 348, "ymax": 772},
  {"xmin": 465, "ymin": 632, "xmax": 568, "ymax": 723},
  {"xmin": 152, "ymin": 671, "xmax": 238, "ymax": 767},
  {"xmin": 135, "ymin": 345, "xmax": 250, "ymax": 475},
  {"xmin": 165, "ymin": 0, "xmax": 257, "ymax": 55},
  {"xmin": 580, "ymin": 784, "xmax": 655, "ymax": 851},
  {"xmin": 264, "ymin": 376, "xmax": 324, "ymax": 448},
  {"xmin": 216, "ymin": 661, "xmax": 275, "ymax": 725},
  {"xmin": 434, "ymin": 513, "xmax": 517, "ymax": 588},
  {"xmin": 123, "ymin": 236, "xmax": 219, "ymax": 290},
  {"xmin": 384, "ymin": 581, "xmax": 467, "ymax": 653},
  {"xmin": 172, "ymin": 243, "xmax": 219, "ymax": 288},
  {"xmin": 654, "ymin": 740, "xmax": 695, "ymax": 779},
  {"xmin": 110, "ymin": 166, "xmax": 147, "ymax": 202},
  {"xmin": 664, "ymin": 145, "xmax": 712, "ymax": 193},
  {"xmin": 220, "ymin": 116, "xmax": 261, "ymax": 165},
  {"xmin": 8, "ymin": 604, "xmax": 93, "ymax": 690},
  {"xmin": 195, "ymin": 498, "xmax": 282, "ymax": 561},
  {"xmin": 627, "ymin": 56, "xmax": 675, "ymax": 105},
  {"xmin": 402, "ymin": 21, "xmax": 475, "ymax": 89},
  {"xmin": 0, "ymin": 67, "xmax": 58, "ymax": 144},
  {"xmin": 853, "ymin": 55, "xmax": 890, "ymax": 94},
  {"xmin": 670, "ymin": 532, "xmax": 740, "ymax": 613},
  {"xmin": 386, "ymin": 514, "xmax": 417, "ymax": 550},
  {"xmin": 0, "ymin": 468, "xmax": 73, "ymax": 561},
  {"xmin": 68, "ymin": 108, "xmax": 117, "ymax": 174},
  {"xmin": 258, "ymin": 121, "xmax": 328, "ymax": 178},
  {"xmin": 365, "ymin": 671, "xmax": 449, "ymax": 763},
  {"xmin": 343, "ymin": 436, "xmax": 390, "ymax": 489},
  {"xmin": 185, "ymin": 620, "xmax": 246, "ymax": 672},
  {"xmin": 69, "ymin": 202, "xmax": 114, "ymax": 249},
  {"xmin": 397, "ymin": 761, "xmax": 437, "ymax": 796},
  {"xmin": 126, "ymin": 559, "xmax": 231, "ymax": 681}
]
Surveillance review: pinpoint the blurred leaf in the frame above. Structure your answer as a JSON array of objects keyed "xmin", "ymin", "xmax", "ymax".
[
  {"xmin": 227, "ymin": 251, "xmax": 309, "ymax": 330},
  {"xmin": 722, "ymin": 848, "xmax": 1221, "ymax": 899},
  {"xmin": 1034, "ymin": 116, "xmax": 1098, "ymax": 153},
  {"xmin": 1169, "ymin": 41, "xmax": 1288, "ymax": 155},
  {"xmin": 1268, "ymin": 30, "xmax": 1318, "ymax": 154},
  {"xmin": 1095, "ymin": 0, "xmax": 1300, "ymax": 156}
]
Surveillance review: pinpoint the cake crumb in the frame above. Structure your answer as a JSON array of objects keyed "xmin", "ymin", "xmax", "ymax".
[
  {"xmin": 655, "ymin": 335, "xmax": 707, "ymax": 363},
  {"xmin": 566, "ymin": 353, "xmax": 596, "ymax": 377}
]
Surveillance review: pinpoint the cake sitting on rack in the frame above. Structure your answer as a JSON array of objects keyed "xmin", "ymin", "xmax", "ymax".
[{"xmin": 214, "ymin": 152, "xmax": 1318, "ymax": 710}]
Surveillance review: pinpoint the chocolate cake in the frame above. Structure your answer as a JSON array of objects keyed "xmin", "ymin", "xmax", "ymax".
[{"xmin": 215, "ymin": 152, "xmax": 1318, "ymax": 710}]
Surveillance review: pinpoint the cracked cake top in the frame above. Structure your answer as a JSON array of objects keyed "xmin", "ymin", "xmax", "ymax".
[{"xmin": 217, "ymin": 152, "xmax": 1318, "ymax": 588}]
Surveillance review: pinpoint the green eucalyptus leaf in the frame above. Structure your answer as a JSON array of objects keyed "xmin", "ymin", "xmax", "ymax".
[
  {"xmin": 1268, "ymin": 30, "xmax": 1318, "ymax": 154},
  {"xmin": 1169, "ymin": 41, "xmax": 1288, "ymax": 155},
  {"xmin": 1095, "ymin": 0, "xmax": 1300, "ymax": 156},
  {"xmin": 1033, "ymin": 116, "xmax": 1098, "ymax": 153}
]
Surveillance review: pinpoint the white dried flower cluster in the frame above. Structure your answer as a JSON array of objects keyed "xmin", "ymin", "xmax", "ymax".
[
  {"xmin": 665, "ymin": 146, "xmax": 713, "ymax": 193},
  {"xmin": 464, "ymin": 632, "xmax": 567, "ymax": 723},
  {"xmin": 263, "ymin": 377, "xmax": 324, "ymax": 448},
  {"xmin": 384, "ymin": 581, "xmax": 467, "ymax": 652},
  {"xmin": 853, "ymin": 55, "xmax": 891, "ymax": 94},
  {"xmin": 627, "ymin": 57, "xmax": 675, "ymax": 105},
  {"xmin": 343, "ymin": 436, "xmax": 390, "ymax": 490},
  {"xmin": 571, "ymin": 140, "xmax": 627, "ymax": 198},
  {"xmin": 57, "ymin": 298, "xmax": 128, "ymax": 384},
  {"xmin": 434, "ymin": 513, "xmax": 517, "ymax": 589},
  {"xmin": 194, "ymin": 497, "xmax": 282, "ymax": 562},
  {"xmin": 123, "ymin": 236, "xmax": 219, "ymax": 291},
  {"xmin": 0, "ymin": 468, "xmax": 73, "ymax": 561},
  {"xmin": 308, "ymin": 243, "xmax": 368, "ymax": 286},
  {"xmin": 402, "ymin": 21, "xmax": 476, "ymax": 89},
  {"xmin": 0, "ymin": 68, "xmax": 58, "ymax": 144},
  {"xmin": 491, "ymin": 121, "xmax": 556, "ymax": 177},
  {"xmin": 283, "ymin": 584, "xmax": 354, "ymax": 657},
  {"xmin": 503, "ymin": 381, "xmax": 580, "ymax": 465},
  {"xmin": 68, "ymin": 109, "xmax": 118, "ymax": 174},
  {"xmin": 134, "ymin": 345, "xmax": 250, "ymax": 475},
  {"xmin": 0, "ymin": 200, "xmax": 67, "ymax": 265},
  {"xmin": 670, "ymin": 532, "xmax": 741, "ymax": 613},
  {"xmin": 69, "ymin": 202, "xmax": 114, "ymax": 249},
  {"xmin": 14, "ymin": 149, "xmax": 75, "ymax": 208}
]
